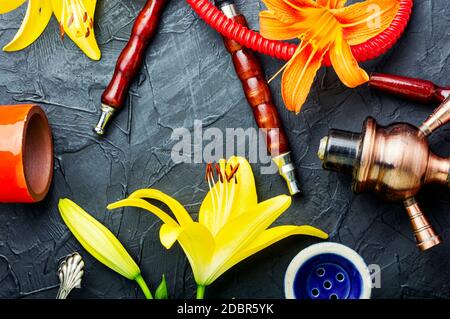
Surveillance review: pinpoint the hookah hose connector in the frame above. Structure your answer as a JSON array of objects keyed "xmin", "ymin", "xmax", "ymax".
[
  {"xmin": 272, "ymin": 152, "xmax": 300, "ymax": 196},
  {"xmin": 94, "ymin": 104, "xmax": 116, "ymax": 136},
  {"xmin": 94, "ymin": 0, "xmax": 167, "ymax": 136},
  {"xmin": 419, "ymin": 97, "xmax": 450, "ymax": 137},
  {"xmin": 370, "ymin": 73, "xmax": 450, "ymax": 104},
  {"xmin": 404, "ymin": 198, "xmax": 442, "ymax": 251},
  {"xmin": 317, "ymin": 130, "xmax": 361, "ymax": 174},
  {"xmin": 217, "ymin": 0, "xmax": 300, "ymax": 195}
]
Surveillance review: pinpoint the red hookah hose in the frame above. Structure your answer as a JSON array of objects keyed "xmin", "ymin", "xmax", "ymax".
[{"xmin": 186, "ymin": 0, "xmax": 413, "ymax": 65}]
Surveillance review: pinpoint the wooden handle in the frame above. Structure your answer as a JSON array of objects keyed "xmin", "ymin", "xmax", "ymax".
[
  {"xmin": 221, "ymin": 15, "xmax": 289, "ymax": 155},
  {"xmin": 101, "ymin": 0, "xmax": 167, "ymax": 109},
  {"xmin": 369, "ymin": 73, "xmax": 450, "ymax": 104}
]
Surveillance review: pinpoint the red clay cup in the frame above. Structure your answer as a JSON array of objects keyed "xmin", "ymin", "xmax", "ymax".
[{"xmin": 0, "ymin": 104, "xmax": 53, "ymax": 203}]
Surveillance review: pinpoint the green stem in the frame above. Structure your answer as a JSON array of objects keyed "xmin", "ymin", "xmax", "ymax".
[
  {"xmin": 136, "ymin": 274, "xmax": 153, "ymax": 299},
  {"xmin": 196, "ymin": 285, "xmax": 206, "ymax": 299}
]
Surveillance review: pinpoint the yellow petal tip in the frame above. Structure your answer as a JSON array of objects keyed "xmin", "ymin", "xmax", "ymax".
[
  {"xmin": 87, "ymin": 51, "xmax": 101, "ymax": 61},
  {"xmin": 2, "ymin": 41, "xmax": 24, "ymax": 52},
  {"xmin": 159, "ymin": 224, "xmax": 182, "ymax": 249},
  {"xmin": 106, "ymin": 202, "xmax": 121, "ymax": 211}
]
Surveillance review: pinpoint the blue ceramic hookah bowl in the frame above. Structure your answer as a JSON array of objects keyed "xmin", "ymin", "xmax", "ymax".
[{"xmin": 285, "ymin": 242, "xmax": 372, "ymax": 299}]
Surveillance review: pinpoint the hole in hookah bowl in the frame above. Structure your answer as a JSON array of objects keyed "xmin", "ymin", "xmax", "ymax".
[
  {"xmin": 311, "ymin": 288, "xmax": 320, "ymax": 297},
  {"xmin": 316, "ymin": 267, "xmax": 325, "ymax": 277},
  {"xmin": 336, "ymin": 273, "xmax": 345, "ymax": 282}
]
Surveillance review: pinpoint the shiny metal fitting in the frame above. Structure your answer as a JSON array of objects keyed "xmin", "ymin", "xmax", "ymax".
[
  {"xmin": 273, "ymin": 152, "xmax": 301, "ymax": 196},
  {"xmin": 419, "ymin": 96, "xmax": 450, "ymax": 138},
  {"xmin": 220, "ymin": 3, "xmax": 238, "ymax": 18},
  {"xmin": 317, "ymin": 136, "xmax": 328, "ymax": 161},
  {"xmin": 56, "ymin": 252, "xmax": 85, "ymax": 299},
  {"xmin": 404, "ymin": 198, "xmax": 442, "ymax": 251},
  {"xmin": 94, "ymin": 104, "xmax": 116, "ymax": 136}
]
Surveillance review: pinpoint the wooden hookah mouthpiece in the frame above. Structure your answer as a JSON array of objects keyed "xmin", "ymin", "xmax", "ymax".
[
  {"xmin": 94, "ymin": 0, "xmax": 168, "ymax": 136},
  {"xmin": 217, "ymin": 0, "xmax": 300, "ymax": 195}
]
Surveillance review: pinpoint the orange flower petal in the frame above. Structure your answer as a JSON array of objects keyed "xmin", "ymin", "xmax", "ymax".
[
  {"xmin": 331, "ymin": 0, "xmax": 400, "ymax": 45},
  {"xmin": 329, "ymin": 30, "xmax": 369, "ymax": 88},
  {"xmin": 261, "ymin": 0, "xmax": 318, "ymax": 23},
  {"xmin": 286, "ymin": 0, "xmax": 320, "ymax": 8},
  {"xmin": 259, "ymin": 10, "xmax": 313, "ymax": 40},
  {"xmin": 281, "ymin": 42, "xmax": 328, "ymax": 113},
  {"xmin": 317, "ymin": 0, "xmax": 347, "ymax": 9},
  {"xmin": 301, "ymin": 9, "xmax": 338, "ymax": 44}
]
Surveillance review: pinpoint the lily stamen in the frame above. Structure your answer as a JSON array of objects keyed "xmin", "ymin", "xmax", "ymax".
[
  {"xmin": 214, "ymin": 163, "xmax": 224, "ymax": 183},
  {"xmin": 205, "ymin": 163, "xmax": 214, "ymax": 182},
  {"xmin": 226, "ymin": 163, "xmax": 240, "ymax": 184}
]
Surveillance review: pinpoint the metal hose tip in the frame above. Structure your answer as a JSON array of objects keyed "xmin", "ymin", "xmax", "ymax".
[
  {"xmin": 273, "ymin": 152, "xmax": 301, "ymax": 196},
  {"xmin": 317, "ymin": 136, "xmax": 328, "ymax": 161},
  {"xmin": 94, "ymin": 104, "xmax": 116, "ymax": 136}
]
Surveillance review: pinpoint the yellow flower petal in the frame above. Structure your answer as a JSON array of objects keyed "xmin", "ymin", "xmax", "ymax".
[
  {"xmin": 51, "ymin": 0, "xmax": 101, "ymax": 60},
  {"xmin": 58, "ymin": 198, "xmax": 141, "ymax": 280},
  {"xmin": 224, "ymin": 156, "xmax": 258, "ymax": 221},
  {"xmin": 129, "ymin": 188, "xmax": 193, "ymax": 226},
  {"xmin": 107, "ymin": 198, "xmax": 179, "ymax": 227},
  {"xmin": 0, "ymin": 0, "xmax": 26, "ymax": 14},
  {"xmin": 199, "ymin": 156, "xmax": 257, "ymax": 235},
  {"xmin": 331, "ymin": 0, "xmax": 400, "ymax": 45},
  {"xmin": 329, "ymin": 30, "xmax": 369, "ymax": 88},
  {"xmin": 243, "ymin": 225, "xmax": 328, "ymax": 256},
  {"xmin": 170, "ymin": 222, "xmax": 215, "ymax": 285},
  {"xmin": 84, "ymin": 0, "xmax": 96, "ymax": 17},
  {"xmin": 206, "ymin": 195, "xmax": 292, "ymax": 284},
  {"xmin": 3, "ymin": 0, "xmax": 53, "ymax": 52},
  {"xmin": 213, "ymin": 225, "xmax": 328, "ymax": 281},
  {"xmin": 281, "ymin": 42, "xmax": 328, "ymax": 113},
  {"xmin": 159, "ymin": 223, "xmax": 182, "ymax": 249}
]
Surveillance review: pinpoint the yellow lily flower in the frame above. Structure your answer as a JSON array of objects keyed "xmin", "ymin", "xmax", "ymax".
[
  {"xmin": 58, "ymin": 198, "xmax": 152, "ymax": 298},
  {"xmin": 107, "ymin": 156, "xmax": 328, "ymax": 298},
  {"xmin": 259, "ymin": 0, "xmax": 401, "ymax": 113},
  {"xmin": 0, "ymin": 0, "xmax": 101, "ymax": 60}
]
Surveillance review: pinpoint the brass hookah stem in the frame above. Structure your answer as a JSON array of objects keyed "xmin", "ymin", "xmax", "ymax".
[
  {"xmin": 403, "ymin": 198, "xmax": 441, "ymax": 251},
  {"xmin": 419, "ymin": 97, "xmax": 450, "ymax": 137}
]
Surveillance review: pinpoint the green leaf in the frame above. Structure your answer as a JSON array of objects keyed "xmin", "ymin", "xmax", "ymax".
[{"xmin": 155, "ymin": 275, "xmax": 168, "ymax": 299}]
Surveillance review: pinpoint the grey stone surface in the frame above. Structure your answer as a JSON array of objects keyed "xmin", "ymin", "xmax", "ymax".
[{"xmin": 0, "ymin": 0, "xmax": 449, "ymax": 299}]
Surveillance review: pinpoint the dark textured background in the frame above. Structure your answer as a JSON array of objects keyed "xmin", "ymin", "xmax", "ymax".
[{"xmin": 0, "ymin": 0, "xmax": 449, "ymax": 299}]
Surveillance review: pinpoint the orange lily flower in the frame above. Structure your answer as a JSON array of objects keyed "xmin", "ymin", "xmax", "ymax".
[{"xmin": 259, "ymin": 0, "xmax": 401, "ymax": 113}]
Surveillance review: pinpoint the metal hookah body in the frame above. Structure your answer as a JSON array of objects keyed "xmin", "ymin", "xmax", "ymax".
[
  {"xmin": 320, "ymin": 118, "xmax": 450, "ymax": 201},
  {"xmin": 318, "ymin": 109, "xmax": 450, "ymax": 251}
]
